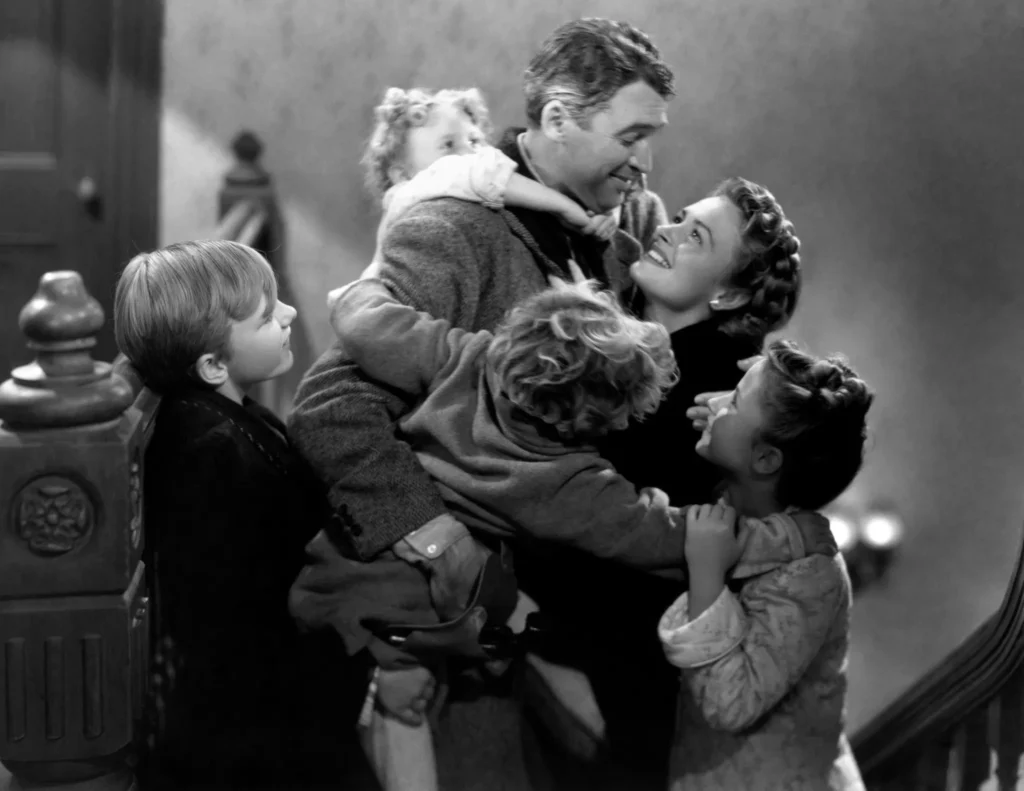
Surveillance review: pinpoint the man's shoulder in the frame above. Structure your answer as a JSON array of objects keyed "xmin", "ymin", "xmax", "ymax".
[{"xmin": 391, "ymin": 198, "xmax": 513, "ymax": 242}]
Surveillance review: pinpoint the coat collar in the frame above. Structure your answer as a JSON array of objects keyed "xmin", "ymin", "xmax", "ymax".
[
  {"xmin": 733, "ymin": 509, "xmax": 838, "ymax": 579},
  {"xmin": 161, "ymin": 385, "xmax": 302, "ymax": 479}
]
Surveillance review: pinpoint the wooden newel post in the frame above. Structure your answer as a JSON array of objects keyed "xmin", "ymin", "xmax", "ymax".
[
  {"xmin": 219, "ymin": 131, "xmax": 279, "ymax": 246},
  {"xmin": 219, "ymin": 130, "xmax": 285, "ymax": 415},
  {"xmin": 0, "ymin": 272, "xmax": 152, "ymax": 790}
]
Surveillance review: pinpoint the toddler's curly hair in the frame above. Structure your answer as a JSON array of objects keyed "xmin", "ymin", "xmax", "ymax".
[
  {"xmin": 361, "ymin": 86, "xmax": 493, "ymax": 197},
  {"xmin": 487, "ymin": 279, "xmax": 679, "ymax": 442},
  {"xmin": 759, "ymin": 339, "xmax": 875, "ymax": 510}
]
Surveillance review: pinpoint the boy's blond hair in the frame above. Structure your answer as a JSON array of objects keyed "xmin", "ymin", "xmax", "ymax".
[
  {"xmin": 487, "ymin": 279, "xmax": 679, "ymax": 441},
  {"xmin": 114, "ymin": 240, "xmax": 276, "ymax": 393}
]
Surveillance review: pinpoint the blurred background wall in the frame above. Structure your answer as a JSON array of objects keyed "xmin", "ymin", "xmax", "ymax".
[{"xmin": 160, "ymin": 0, "xmax": 1024, "ymax": 730}]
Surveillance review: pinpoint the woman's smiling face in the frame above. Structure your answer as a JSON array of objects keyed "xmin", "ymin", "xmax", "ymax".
[{"xmin": 629, "ymin": 195, "xmax": 744, "ymax": 312}]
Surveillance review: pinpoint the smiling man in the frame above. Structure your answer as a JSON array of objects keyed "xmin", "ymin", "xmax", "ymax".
[{"xmin": 287, "ymin": 17, "xmax": 677, "ymax": 791}]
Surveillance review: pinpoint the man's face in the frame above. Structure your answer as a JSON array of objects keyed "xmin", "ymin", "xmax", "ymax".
[{"xmin": 557, "ymin": 80, "xmax": 669, "ymax": 213}]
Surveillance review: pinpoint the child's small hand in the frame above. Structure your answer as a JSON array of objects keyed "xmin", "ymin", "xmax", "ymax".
[
  {"xmin": 376, "ymin": 665, "xmax": 437, "ymax": 727},
  {"xmin": 684, "ymin": 503, "xmax": 743, "ymax": 575},
  {"xmin": 580, "ymin": 212, "xmax": 619, "ymax": 242},
  {"xmin": 555, "ymin": 202, "xmax": 592, "ymax": 232},
  {"xmin": 686, "ymin": 391, "xmax": 730, "ymax": 432},
  {"xmin": 687, "ymin": 358, "xmax": 761, "ymax": 430}
]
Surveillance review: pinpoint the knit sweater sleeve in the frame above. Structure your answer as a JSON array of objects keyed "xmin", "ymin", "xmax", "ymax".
[
  {"xmin": 622, "ymin": 187, "xmax": 669, "ymax": 253},
  {"xmin": 288, "ymin": 207, "xmax": 492, "ymax": 559},
  {"xmin": 330, "ymin": 277, "xmax": 476, "ymax": 397}
]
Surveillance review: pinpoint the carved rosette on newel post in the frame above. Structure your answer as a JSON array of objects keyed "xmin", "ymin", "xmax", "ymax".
[{"xmin": 0, "ymin": 272, "xmax": 155, "ymax": 790}]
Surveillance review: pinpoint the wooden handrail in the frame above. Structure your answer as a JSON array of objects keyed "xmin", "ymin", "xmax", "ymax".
[{"xmin": 852, "ymin": 524, "xmax": 1024, "ymax": 782}]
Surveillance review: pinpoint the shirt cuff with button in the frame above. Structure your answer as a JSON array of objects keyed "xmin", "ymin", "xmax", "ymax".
[{"xmin": 397, "ymin": 513, "xmax": 472, "ymax": 561}]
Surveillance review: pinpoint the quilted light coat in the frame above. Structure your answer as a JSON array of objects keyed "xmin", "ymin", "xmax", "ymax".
[{"xmin": 659, "ymin": 511, "xmax": 866, "ymax": 791}]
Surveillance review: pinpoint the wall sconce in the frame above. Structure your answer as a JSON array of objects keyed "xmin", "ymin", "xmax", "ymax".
[{"xmin": 823, "ymin": 505, "xmax": 903, "ymax": 594}]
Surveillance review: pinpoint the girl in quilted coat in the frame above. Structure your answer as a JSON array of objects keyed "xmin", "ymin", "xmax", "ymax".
[{"xmin": 660, "ymin": 339, "xmax": 871, "ymax": 790}]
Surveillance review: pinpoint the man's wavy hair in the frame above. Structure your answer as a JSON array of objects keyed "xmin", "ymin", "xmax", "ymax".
[
  {"xmin": 523, "ymin": 18, "xmax": 675, "ymax": 129},
  {"xmin": 487, "ymin": 279, "xmax": 679, "ymax": 442},
  {"xmin": 361, "ymin": 86, "xmax": 493, "ymax": 197}
]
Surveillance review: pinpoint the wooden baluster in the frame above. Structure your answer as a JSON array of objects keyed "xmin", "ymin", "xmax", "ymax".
[
  {"xmin": 218, "ymin": 130, "xmax": 284, "ymax": 416},
  {"xmin": 960, "ymin": 706, "xmax": 995, "ymax": 791},
  {"xmin": 995, "ymin": 666, "xmax": 1024, "ymax": 789},
  {"xmin": 914, "ymin": 730, "xmax": 955, "ymax": 790},
  {"xmin": 0, "ymin": 272, "xmax": 156, "ymax": 790}
]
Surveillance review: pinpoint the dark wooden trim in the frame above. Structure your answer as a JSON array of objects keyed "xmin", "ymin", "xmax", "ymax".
[
  {"xmin": 852, "ymin": 525, "xmax": 1024, "ymax": 775},
  {"xmin": 107, "ymin": 0, "xmax": 163, "ymax": 281}
]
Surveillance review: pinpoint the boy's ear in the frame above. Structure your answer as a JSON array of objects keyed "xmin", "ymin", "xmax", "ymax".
[
  {"xmin": 540, "ymin": 100, "xmax": 573, "ymax": 142},
  {"xmin": 710, "ymin": 288, "xmax": 751, "ymax": 312},
  {"xmin": 193, "ymin": 352, "xmax": 229, "ymax": 388},
  {"xmin": 752, "ymin": 442, "xmax": 783, "ymax": 476}
]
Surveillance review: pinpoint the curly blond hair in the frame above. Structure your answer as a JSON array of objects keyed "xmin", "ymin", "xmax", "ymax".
[
  {"xmin": 361, "ymin": 86, "xmax": 494, "ymax": 197},
  {"xmin": 486, "ymin": 279, "xmax": 679, "ymax": 442}
]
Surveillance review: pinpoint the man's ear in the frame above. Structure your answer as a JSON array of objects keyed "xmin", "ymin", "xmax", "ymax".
[
  {"xmin": 752, "ymin": 442, "xmax": 783, "ymax": 476},
  {"xmin": 709, "ymin": 288, "xmax": 751, "ymax": 312},
  {"xmin": 540, "ymin": 100, "xmax": 573, "ymax": 142},
  {"xmin": 193, "ymin": 352, "xmax": 229, "ymax": 388}
]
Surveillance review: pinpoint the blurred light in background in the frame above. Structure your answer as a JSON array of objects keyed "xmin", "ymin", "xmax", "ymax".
[
  {"xmin": 822, "ymin": 504, "xmax": 903, "ymax": 594},
  {"xmin": 861, "ymin": 512, "xmax": 904, "ymax": 549},
  {"xmin": 829, "ymin": 513, "xmax": 858, "ymax": 553}
]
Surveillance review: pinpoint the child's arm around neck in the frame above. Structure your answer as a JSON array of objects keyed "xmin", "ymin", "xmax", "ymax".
[{"xmin": 387, "ymin": 146, "xmax": 595, "ymax": 237}]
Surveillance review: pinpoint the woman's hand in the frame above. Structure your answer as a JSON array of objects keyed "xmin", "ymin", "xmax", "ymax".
[
  {"xmin": 686, "ymin": 356, "xmax": 764, "ymax": 430},
  {"xmin": 684, "ymin": 503, "xmax": 743, "ymax": 576}
]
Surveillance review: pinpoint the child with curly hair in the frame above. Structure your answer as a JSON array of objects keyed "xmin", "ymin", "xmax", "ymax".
[
  {"xmin": 360, "ymin": 86, "xmax": 620, "ymax": 274},
  {"xmin": 659, "ymin": 340, "xmax": 871, "ymax": 790},
  {"xmin": 514, "ymin": 176, "xmax": 805, "ymax": 789},
  {"xmin": 328, "ymin": 272, "xmax": 812, "ymax": 791}
]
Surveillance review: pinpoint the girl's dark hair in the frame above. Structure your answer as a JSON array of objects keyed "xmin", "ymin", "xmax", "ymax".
[
  {"xmin": 759, "ymin": 339, "xmax": 874, "ymax": 510},
  {"xmin": 708, "ymin": 177, "xmax": 802, "ymax": 344}
]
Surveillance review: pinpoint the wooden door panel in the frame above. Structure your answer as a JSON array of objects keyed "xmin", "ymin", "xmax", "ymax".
[{"xmin": 0, "ymin": 0, "xmax": 114, "ymax": 376}]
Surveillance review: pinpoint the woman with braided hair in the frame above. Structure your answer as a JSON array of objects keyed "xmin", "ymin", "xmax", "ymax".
[
  {"xmin": 660, "ymin": 339, "xmax": 871, "ymax": 790},
  {"xmin": 515, "ymin": 176, "xmax": 805, "ymax": 790}
]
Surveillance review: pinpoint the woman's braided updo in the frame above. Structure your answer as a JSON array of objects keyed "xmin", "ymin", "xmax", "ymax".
[
  {"xmin": 759, "ymin": 339, "xmax": 875, "ymax": 511},
  {"xmin": 361, "ymin": 86, "xmax": 493, "ymax": 197},
  {"xmin": 711, "ymin": 177, "xmax": 803, "ymax": 344}
]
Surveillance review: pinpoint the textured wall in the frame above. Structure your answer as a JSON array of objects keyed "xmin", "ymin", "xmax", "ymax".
[{"xmin": 160, "ymin": 0, "xmax": 1024, "ymax": 730}]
